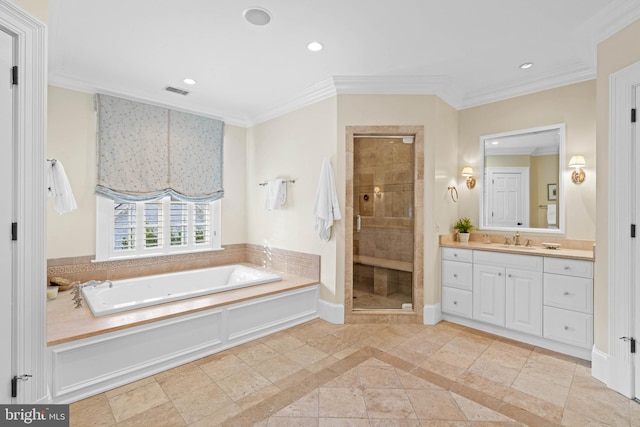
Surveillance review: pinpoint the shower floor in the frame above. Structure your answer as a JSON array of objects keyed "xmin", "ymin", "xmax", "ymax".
[{"xmin": 352, "ymin": 278, "xmax": 412, "ymax": 310}]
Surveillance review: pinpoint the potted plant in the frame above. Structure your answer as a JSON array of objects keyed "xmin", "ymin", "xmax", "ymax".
[{"xmin": 453, "ymin": 217, "xmax": 474, "ymax": 243}]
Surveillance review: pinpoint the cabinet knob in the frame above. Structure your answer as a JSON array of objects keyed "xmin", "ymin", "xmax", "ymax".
[
  {"xmin": 564, "ymin": 266, "xmax": 571, "ymax": 270},
  {"xmin": 563, "ymin": 291, "xmax": 570, "ymax": 296},
  {"xmin": 453, "ymin": 301, "xmax": 458, "ymax": 305},
  {"xmin": 453, "ymin": 274, "xmax": 457, "ymax": 278},
  {"xmin": 508, "ymin": 274, "xmax": 512, "ymax": 278},
  {"xmin": 498, "ymin": 273, "xmax": 502, "ymax": 276},
  {"xmin": 564, "ymin": 326, "xmax": 569, "ymax": 331},
  {"xmin": 454, "ymin": 253, "xmax": 458, "ymax": 257}
]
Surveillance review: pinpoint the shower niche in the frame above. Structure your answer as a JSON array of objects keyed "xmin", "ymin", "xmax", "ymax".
[{"xmin": 352, "ymin": 134, "xmax": 415, "ymax": 310}]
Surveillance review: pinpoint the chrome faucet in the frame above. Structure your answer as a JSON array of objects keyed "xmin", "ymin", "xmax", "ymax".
[{"xmin": 513, "ymin": 232, "xmax": 521, "ymax": 246}]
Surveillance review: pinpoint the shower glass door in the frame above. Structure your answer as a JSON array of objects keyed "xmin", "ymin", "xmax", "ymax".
[{"xmin": 352, "ymin": 136, "xmax": 414, "ymax": 310}]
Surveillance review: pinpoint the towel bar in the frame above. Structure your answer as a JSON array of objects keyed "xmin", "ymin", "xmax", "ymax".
[{"xmin": 259, "ymin": 179, "xmax": 295, "ymax": 186}]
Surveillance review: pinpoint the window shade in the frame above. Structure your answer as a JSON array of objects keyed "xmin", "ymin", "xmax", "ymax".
[{"xmin": 95, "ymin": 94, "xmax": 224, "ymax": 202}]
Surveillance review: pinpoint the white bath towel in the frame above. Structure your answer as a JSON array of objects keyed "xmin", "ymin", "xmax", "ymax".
[
  {"xmin": 547, "ymin": 203, "xmax": 556, "ymax": 226},
  {"xmin": 264, "ymin": 179, "xmax": 286, "ymax": 210},
  {"xmin": 313, "ymin": 158, "xmax": 342, "ymax": 241},
  {"xmin": 47, "ymin": 160, "xmax": 77, "ymax": 214}
]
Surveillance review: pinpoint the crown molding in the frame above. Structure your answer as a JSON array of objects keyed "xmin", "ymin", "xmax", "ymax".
[
  {"xmin": 48, "ymin": 72, "xmax": 249, "ymax": 127},
  {"xmin": 586, "ymin": 0, "xmax": 640, "ymax": 45},
  {"xmin": 245, "ymin": 78, "xmax": 337, "ymax": 127},
  {"xmin": 248, "ymin": 75, "xmax": 464, "ymax": 126},
  {"xmin": 459, "ymin": 62, "xmax": 595, "ymax": 110}
]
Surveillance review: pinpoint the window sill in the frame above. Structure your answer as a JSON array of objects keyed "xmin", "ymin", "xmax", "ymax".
[{"xmin": 92, "ymin": 247, "xmax": 225, "ymax": 263}]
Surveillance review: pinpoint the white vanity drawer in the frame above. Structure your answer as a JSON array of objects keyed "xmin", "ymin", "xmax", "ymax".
[
  {"xmin": 442, "ymin": 287, "xmax": 472, "ymax": 318},
  {"xmin": 544, "ymin": 258, "xmax": 593, "ymax": 278},
  {"xmin": 473, "ymin": 250, "xmax": 542, "ymax": 272},
  {"xmin": 441, "ymin": 260, "xmax": 472, "ymax": 290},
  {"xmin": 544, "ymin": 273, "xmax": 593, "ymax": 314},
  {"xmin": 441, "ymin": 247, "xmax": 473, "ymax": 263},
  {"xmin": 543, "ymin": 306, "xmax": 593, "ymax": 349}
]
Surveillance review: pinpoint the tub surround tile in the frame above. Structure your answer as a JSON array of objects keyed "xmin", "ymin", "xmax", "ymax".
[{"xmin": 47, "ymin": 243, "xmax": 320, "ymax": 285}]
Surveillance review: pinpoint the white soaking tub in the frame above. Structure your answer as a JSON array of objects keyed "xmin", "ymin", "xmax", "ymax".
[{"xmin": 81, "ymin": 264, "xmax": 282, "ymax": 316}]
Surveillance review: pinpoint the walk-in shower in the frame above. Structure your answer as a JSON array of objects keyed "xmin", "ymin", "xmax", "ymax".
[{"xmin": 352, "ymin": 135, "xmax": 415, "ymax": 310}]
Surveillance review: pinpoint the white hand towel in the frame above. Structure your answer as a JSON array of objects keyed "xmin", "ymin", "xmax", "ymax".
[
  {"xmin": 313, "ymin": 159, "xmax": 342, "ymax": 241},
  {"xmin": 264, "ymin": 179, "xmax": 286, "ymax": 210},
  {"xmin": 47, "ymin": 160, "xmax": 77, "ymax": 214},
  {"xmin": 546, "ymin": 204, "xmax": 556, "ymax": 226}
]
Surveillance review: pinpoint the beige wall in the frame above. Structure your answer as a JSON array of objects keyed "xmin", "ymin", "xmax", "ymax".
[
  {"xmin": 246, "ymin": 98, "xmax": 339, "ymax": 302},
  {"xmin": 46, "ymin": 86, "xmax": 249, "ymax": 258},
  {"xmin": 595, "ymin": 18, "xmax": 640, "ymax": 352},
  {"xmin": 9, "ymin": 0, "xmax": 47, "ymax": 23},
  {"xmin": 47, "ymin": 86, "xmax": 96, "ymax": 258},
  {"xmin": 530, "ymin": 155, "xmax": 559, "ymax": 228},
  {"xmin": 458, "ymin": 80, "xmax": 596, "ymax": 240}
]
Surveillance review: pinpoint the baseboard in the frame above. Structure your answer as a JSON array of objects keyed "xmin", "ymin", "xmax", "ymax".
[
  {"xmin": 318, "ymin": 299, "xmax": 344, "ymax": 324},
  {"xmin": 423, "ymin": 303, "xmax": 442, "ymax": 325},
  {"xmin": 591, "ymin": 346, "xmax": 609, "ymax": 385}
]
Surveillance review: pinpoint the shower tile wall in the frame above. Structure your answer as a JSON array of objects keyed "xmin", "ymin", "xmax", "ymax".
[{"xmin": 354, "ymin": 138, "xmax": 414, "ymax": 262}]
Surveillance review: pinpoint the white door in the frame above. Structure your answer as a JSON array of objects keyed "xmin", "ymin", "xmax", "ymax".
[
  {"xmin": 486, "ymin": 167, "xmax": 529, "ymax": 228},
  {"xmin": 506, "ymin": 268, "xmax": 542, "ymax": 336},
  {"xmin": 0, "ymin": 28, "xmax": 14, "ymax": 403},
  {"xmin": 473, "ymin": 264, "xmax": 505, "ymax": 326}
]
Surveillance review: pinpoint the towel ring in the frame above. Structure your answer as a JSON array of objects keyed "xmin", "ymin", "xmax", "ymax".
[{"xmin": 448, "ymin": 186, "xmax": 458, "ymax": 203}]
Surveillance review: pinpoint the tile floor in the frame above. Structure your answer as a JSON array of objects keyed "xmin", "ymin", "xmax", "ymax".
[{"xmin": 69, "ymin": 320, "xmax": 640, "ymax": 426}]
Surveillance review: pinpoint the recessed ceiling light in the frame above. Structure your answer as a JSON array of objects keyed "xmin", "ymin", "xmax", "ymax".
[
  {"xmin": 519, "ymin": 62, "xmax": 534, "ymax": 70},
  {"xmin": 307, "ymin": 41, "xmax": 323, "ymax": 52},
  {"xmin": 183, "ymin": 78, "xmax": 196, "ymax": 85},
  {"xmin": 243, "ymin": 7, "xmax": 272, "ymax": 26}
]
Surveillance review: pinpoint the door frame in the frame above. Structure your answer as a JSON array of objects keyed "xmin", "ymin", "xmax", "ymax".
[
  {"xmin": 599, "ymin": 59, "xmax": 640, "ymax": 399},
  {"xmin": 344, "ymin": 126, "xmax": 424, "ymax": 323},
  {"xmin": 485, "ymin": 166, "xmax": 530, "ymax": 228},
  {"xmin": 0, "ymin": 1, "xmax": 47, "ymax": 403}
]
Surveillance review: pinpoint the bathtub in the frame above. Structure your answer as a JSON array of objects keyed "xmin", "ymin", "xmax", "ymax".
[{"xmin": 81, "ymin": 264, "xmax": 282, "ymax": 316}]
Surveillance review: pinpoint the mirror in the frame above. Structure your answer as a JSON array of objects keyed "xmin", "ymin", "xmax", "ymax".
[{"xmin": 478, "ymin": 124, "xmax": 565, "ymax": 234}]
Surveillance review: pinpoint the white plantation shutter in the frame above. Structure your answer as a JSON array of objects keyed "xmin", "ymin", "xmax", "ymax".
[
  {"xmin": 170, "ymin": 201, "xmax": 188, "ymax": 246},
  {"xmin": 194, "ymin": 203, "xmax": 210, "ymax": 245},
  {"xmin": 97, "ymin": 196, "xmax": 221, "ymax": 261},
  {"xmin": 113, "ymin": 203, "xmax": 136, "ymax": 251}
]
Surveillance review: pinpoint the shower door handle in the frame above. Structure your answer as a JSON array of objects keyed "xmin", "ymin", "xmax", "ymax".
[{"xmin": 356, "ymin": 215, "xmax": 361, "ymax": 232}]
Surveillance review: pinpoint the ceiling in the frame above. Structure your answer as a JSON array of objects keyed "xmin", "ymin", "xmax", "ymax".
[{"xmin": 48, "ymin": 0, "xmax": 640, "ymax": 127}]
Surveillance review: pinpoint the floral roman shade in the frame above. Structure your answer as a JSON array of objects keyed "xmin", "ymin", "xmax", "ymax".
[{"xmin": 95, "ymin": 94, "xmax": 224, "ymax": 202}]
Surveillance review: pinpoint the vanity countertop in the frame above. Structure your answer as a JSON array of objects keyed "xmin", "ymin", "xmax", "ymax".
[{"xmin": 440, "ymin": 236, "xmax": 595, "ymax": 261}]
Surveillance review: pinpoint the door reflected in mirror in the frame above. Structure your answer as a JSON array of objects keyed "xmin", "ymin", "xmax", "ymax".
[{"xmin": 479, "ymin": 124, "xmax": 565, "ymax": 234}]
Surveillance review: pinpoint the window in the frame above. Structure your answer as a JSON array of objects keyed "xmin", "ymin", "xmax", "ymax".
[{"xmin": 96, "ymin": 196, "xmax": 221, "ymax": 261}]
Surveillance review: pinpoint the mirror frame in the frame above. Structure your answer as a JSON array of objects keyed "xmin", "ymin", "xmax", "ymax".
[{"xmin": 478, "ymin": 123, "xmax": 566, "ymax": 234}]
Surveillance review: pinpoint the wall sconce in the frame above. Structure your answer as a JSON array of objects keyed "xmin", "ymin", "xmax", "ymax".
[
  {"xmin": 569, "ymin": 155, "xmax": 586, "ymax": 184},
  {"xmin": 461, "ymin": 166, "xmax": 476, "ymax": 189}
]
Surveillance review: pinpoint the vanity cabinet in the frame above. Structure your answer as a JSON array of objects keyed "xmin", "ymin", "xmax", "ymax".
[
  {"xmin": 472, "ymin": 264, "xmax": 505, "ymax": 326},
  {"xmin": 441, "ymin": 247, "xmax": 592, "ymax": 359},
  {"xmin": 441, "ymin": 248, "xmax": 473, "ymax": 318},
  {"xmin": 543, "ymin": 258, "xmax": 593, "ymax": 348},
  {"xmin": 472, "ymin": 251, "xmax": 542, "ymax": 334}
]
